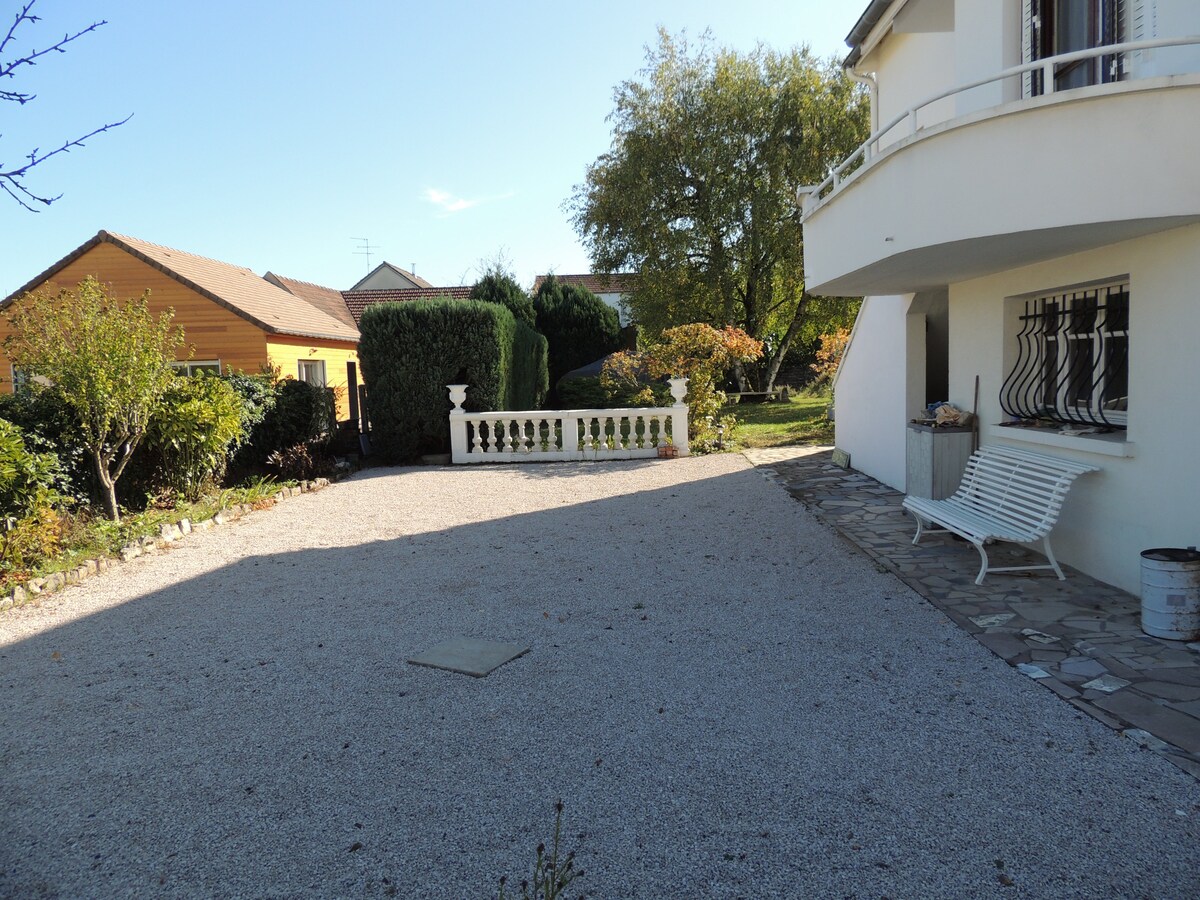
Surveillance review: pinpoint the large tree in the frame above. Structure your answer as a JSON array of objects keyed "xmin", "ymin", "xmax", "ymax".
[
  {"xmin": 1, "ymin": 1, "xmax": 130, "ymax": 210},
  {"xmin": 5, "ymin": 277, "xmax": 184, "ymax": 520},
  {"xmin": 571, "ymin": 30, "xmax": 868, "ymax": 391}
]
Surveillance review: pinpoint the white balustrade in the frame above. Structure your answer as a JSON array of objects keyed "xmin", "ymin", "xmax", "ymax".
[{"xmin": 447, "ymin": 379, "xmax": 690, "ymax": 464}]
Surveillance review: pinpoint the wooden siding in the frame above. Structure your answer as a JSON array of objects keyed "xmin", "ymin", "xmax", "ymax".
[
  {"xmin": 265, "ymin": 337, "xmax": 360, "ymax": 421},
  {"xmin": 0, "ymin": 242, "xmax": 269, "ymax": 391}
]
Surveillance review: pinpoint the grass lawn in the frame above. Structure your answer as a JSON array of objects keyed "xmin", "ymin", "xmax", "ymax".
[{"xmin": 724, "ymin": 391, "xmax": 833, "ymax": 448}]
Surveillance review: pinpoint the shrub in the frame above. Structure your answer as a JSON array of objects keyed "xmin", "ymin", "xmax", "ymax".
[
  {"xmin": 533, "ymin": 276, "xmax": 621, "ymax": 394},
  {"xmin": 0, "ymin": 418, "xmax": 63, "ymax": 519},
  {"xmin": 0, "ymin": 418, "xmax": 63, "ymax": 576},
  {"xmin": 266, "ymin": 443, "xmax": 335, "ymax": 481},
  {"xmin": 222, "ymin": 371, "xmax": 278, "ymax": 447},
  {"xmin": 511, "ymin": 321, "xmax": 550, "ymax": 410},
  {"xmin": 469, "ymin": 273, "xmax": 536, "ymax": 328},
  {"xmin": 232, "ymin": 377, "xmax": 337, "ymax": 471},
  {"xmin": 602, "ymin": 323, "xmax": 763, "ymax": 448},
  {"xmin": 0, "ymin": 389, "xmax": 90, "ymax": 505},
  {"xmin": 359, "ymin": 299, "xmax": 522, "ymax": 462},
  {"xmin": 144, "ymin": 375, "xmax": 247, "ymax": 500}
]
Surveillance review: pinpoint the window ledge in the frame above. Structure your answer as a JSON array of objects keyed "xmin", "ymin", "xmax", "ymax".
[{"xmin": 992, "ymin": 424, "xmax": 1134, "ymax": 458}]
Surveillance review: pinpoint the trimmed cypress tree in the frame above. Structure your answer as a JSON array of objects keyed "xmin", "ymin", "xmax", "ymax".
[
  {"xmin": 533, "ymin": 276, "xmax": 622, "ymax": 396},
  {"xmin": 358, "ymin": 298, "xmax": 547, "ymax": 462},
  {"xmin": 469, "ymin": 273, "xmax": 536, "ymax": 328}
]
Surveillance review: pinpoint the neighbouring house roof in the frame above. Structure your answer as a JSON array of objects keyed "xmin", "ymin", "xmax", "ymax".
[
  {"xmin": 264, "ymin": 272, "xmax": 359, "ymax": 331},
  {"xmin": 348, "ymin": 261, "xmax": 434, "ymax": 291},
  {"xmin": 342, "ymin": 285, "xmax": 474, "ymax": 324},
  {"xmin": 532, "ymin": 273, "xmax": 637, "ymax": 295},
  {"xmin": 4, "ymin": 231, "xmax": 360, "ymax": 343}
]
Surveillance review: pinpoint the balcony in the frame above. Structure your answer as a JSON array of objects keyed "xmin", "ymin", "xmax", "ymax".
[{"xmin": 800, "ymin": 39, "xmax": 1200, "ymax": 297}]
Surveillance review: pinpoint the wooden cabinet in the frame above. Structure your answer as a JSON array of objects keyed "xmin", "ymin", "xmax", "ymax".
[{"xmin": 906, "ymin": 424, "xmax": 974, "ymax": 499}]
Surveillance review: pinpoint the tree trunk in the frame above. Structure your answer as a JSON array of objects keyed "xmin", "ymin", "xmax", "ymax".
[
  {"xmin": 92, "ymin": 450, "xmax": 120, "ymax": 522},
  {"xmin": 762, "ymin": 290, "xmax": 812, "ymax": 393}
]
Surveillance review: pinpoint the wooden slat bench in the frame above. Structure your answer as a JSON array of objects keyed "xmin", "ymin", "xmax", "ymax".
[{"xmin": 902, "ymin": 445, "xmax": 1099, "ymax": 585}]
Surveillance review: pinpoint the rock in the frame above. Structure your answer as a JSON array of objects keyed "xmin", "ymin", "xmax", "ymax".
[
  {"xmin": 0, "ymin": 595, "xmax": 12, "ymax": 611},
  {"xmin": 179, "ymin": 518, "xmax": 192, "ymax": 535},
  {"xmin": 85, "ymin": 559, "xmax": 98, "ymax": 576},
  {"xmin": 26, "ymin": 579, "xmax": 42, "ymax": 595},
  {"xmin": 213, "ymin": 513, "xmax": 227, "ymax": 526},
  {"xmin": 11, "ymin": 585, "xmax": 27, "ymax": 604}
]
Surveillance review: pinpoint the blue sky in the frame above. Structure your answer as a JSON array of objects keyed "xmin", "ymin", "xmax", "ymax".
[{"xmin": 1, "ymin": 1, "xmax": 855, "ymax": 296}]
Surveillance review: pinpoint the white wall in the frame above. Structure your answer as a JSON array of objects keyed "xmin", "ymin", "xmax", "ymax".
[
  {"xmin": 948, "ymin": 222, "xmax": 1200, "ymax": 596},
  {"xmin": 952, "ymin": 0, "xmax": 1023, "ymax": 112},
  {"xmin": 833, "ymin": 294, "xmax": 919, "ymax": 491},
  {"xmin": 862, "ymin": 30, "xmax": 957, "ymax": 148},
  {"xmin": 593, "ymin": 290, "xmax": 629, "ymax": 326}
]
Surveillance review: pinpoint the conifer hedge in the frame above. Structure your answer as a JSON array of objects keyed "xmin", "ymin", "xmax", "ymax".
[{"xmin": 359, "ymin": 299, "xmax": 548, "ymax": 462}]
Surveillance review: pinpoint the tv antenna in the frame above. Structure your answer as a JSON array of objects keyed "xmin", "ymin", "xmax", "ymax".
[{"xmin": 352, "ymin": 237, "xmax": 378, "ymax": 273}]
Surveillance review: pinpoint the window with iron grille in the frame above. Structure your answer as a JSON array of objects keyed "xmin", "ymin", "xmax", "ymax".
[{"xmin": 1000, "ymin": 282, "xmax": 1129, "ymax": 429}]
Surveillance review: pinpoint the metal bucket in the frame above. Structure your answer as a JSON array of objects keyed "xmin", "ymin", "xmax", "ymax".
[{"xmin": 1141, "ymin": 547, "xmax": 1200, "ymax": 641}]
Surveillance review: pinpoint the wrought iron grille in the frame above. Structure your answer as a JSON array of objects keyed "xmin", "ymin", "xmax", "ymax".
[{"xmin": 1000, "ymin": 283, "xmax": 1129, "ymax": 429}]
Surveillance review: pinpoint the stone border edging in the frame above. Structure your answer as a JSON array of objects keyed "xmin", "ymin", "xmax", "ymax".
[{"xmin": 0, "ymin": 475, "xmax": 339, "ymax": 614}]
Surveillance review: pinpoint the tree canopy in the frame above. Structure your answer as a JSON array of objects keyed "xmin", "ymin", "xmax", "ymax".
[
  {"xmin": 5, "ymin": 277, "xmax": 184, "ymax": 519},
  {"xmin": 571, "ymin": 30, "xmax": 868, "ymax": 390}
]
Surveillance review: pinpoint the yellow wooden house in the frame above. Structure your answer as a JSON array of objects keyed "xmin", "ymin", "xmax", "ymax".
[{"xmin": 0, "ymin": 231, "xmax": 362, "ymax": 421}]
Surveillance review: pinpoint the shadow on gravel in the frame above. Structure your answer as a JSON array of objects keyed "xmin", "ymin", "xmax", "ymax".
[{"xmin": 2, "ymin": 462, "xmax": 1198, "ymax": 897}]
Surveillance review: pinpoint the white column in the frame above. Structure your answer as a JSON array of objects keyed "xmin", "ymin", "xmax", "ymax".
[{"xmin": 447, "ymin": 384, "xmax": 469, "ymax": 463}]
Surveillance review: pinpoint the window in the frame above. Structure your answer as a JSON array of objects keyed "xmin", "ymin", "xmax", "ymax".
[
  {"xmin": 298, "ymin": 360, "xmax": 326, "ymax": 387},
  {"xmin": 171, "ymin": 360, "xmax": 222, "ymax": 376},
  {"xmin": 1000, "ymin": 281, "xmax": 1129, "ymax": 429},
  {"xmin": 9, "ymin": 366, "xmax": 50, "ymax": 394},
  {"xmin": 1025, "ymin": 0, "xmax": 1125, "ymax": 95}
]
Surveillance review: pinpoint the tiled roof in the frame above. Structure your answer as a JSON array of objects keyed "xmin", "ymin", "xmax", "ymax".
[
  {"xmin": 533, "ymin": 273, "xmax": 636, "ymax": 295},
  {"xmin": 348, "ymin": 261, "xmax": 434, "ymax": 291},
  {"xmin": 264, "ymin": 272, "xmax": 358, "ymax": 330},
  {"xmin": 5, "ymin": 232, "xmax": 360, "ymax": 343},
  {"xmin": 342, "ymin": 286, "xmax": 473, "ymax": 324}
]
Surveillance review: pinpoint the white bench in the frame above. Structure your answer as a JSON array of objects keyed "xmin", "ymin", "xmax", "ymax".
[{"xmin": 902, "ymin": 445, "xmax": 1099, "ymax": 585}]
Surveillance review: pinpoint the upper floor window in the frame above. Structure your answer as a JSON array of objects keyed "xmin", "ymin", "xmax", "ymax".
[
  {"xmin": 1000, "ymin": 281, "xmax": 1129, "ymax": 430},
  {"xmin": 1026, "ymin": 0, "xmax": 1125, "ymax": 95},
  {"xmin": 298, "ymin": 360, "xmax": 326, "ymax": 387}
]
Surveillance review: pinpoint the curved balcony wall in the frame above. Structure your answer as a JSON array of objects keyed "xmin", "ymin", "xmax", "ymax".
[{"xmin": 802, "ymin": 77, "xmax": 1200, "ymax": 296}]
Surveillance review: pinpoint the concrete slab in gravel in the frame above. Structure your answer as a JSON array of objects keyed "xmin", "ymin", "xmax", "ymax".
[{"xmin": 407, "ymin": 637, "xmax": 529, "ymax": 677}]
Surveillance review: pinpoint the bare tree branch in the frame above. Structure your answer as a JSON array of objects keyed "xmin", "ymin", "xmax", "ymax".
[{"xmin": 0, "ymin": 0, "xmax": 128, "ymax": 210}]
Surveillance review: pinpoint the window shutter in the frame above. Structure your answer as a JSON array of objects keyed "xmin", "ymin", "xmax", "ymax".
[
  {"xmin": 1103, "ymin": 0, "xmax": 1126, "ymax": 81},
  {"xmin": 1022, "ymin": 0, "xmax": 1036, "ymax": 96}
]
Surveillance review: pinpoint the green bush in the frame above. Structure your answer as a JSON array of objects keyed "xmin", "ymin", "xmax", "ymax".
[
  {"xmin": 222, "ymin": 372, "xmax": 278, "ymax": 447},
  {"xmin": 512, "ymin": 321, "xmax": 550, "ymax": 410},
  {"xmin": 0, "ymin": 418, "xmax": 63, "ymax": 519},
  {"xmin": 144, "ymin": 375, "xmax": 247, "ymax": 500},
  {"xmin": 0, "ymin": 389, "xmax": 91, "ymax": 505},
  {"xmin": 556, "ymin": 376, "xmax": 607, "ymax": 409},
  {"xmin": 232, "ymin": 377, "xmax": 337, "ymax": 472},
  {"xmin": 469, "ymin": 273, "xmax": 536, "ymax": 328},
  {"xmin": 533, "ymin": 276, "xmax": 621, "ymax": 394},
  {"xmin": 0, "ymin": 418, "xmax": 64, "ymax": 576},
  {"xmin": 360, "ymin": 299, "xmax": 528, "ymax": 462}
]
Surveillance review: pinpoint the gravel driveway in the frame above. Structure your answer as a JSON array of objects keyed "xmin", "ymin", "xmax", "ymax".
[{"xmin": 2, "ymin": 455, "xmax": 1197, "ymax": 898}]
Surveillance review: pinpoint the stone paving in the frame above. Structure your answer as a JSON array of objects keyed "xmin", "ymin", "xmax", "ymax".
[{"xmin": 743, "ymin": 445, "xmax": 1200, "ymax": 778}]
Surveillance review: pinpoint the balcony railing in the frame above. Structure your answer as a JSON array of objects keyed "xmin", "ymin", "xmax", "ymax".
[{"xmin": 798, "ymin": 36, "xmax": 1200, "ymax": 219}]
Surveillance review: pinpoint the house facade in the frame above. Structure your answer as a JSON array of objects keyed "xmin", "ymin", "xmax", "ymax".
[
  {"xmin": 801, "ymin": 0, "xmax": 1200, "ymax": 596},
  {"xmin": 1, "ymin": 232, "xmax": 363, "ymax": 422}
]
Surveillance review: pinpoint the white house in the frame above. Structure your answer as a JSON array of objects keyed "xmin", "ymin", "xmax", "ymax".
[{"xmin": 801, "ymin": 0, "xmax": 1200, "ymax": 596}]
